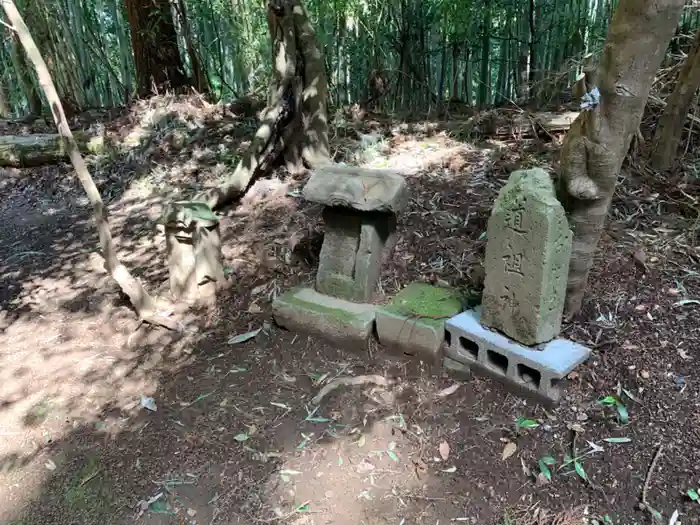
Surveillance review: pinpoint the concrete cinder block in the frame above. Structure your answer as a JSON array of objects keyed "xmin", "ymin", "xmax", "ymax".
[
  {"xmin": 445, "ymin": 308, "xmax": 591, "ymax": 403},
  {"xmin": 376, "ymin": 282, "xmax": 463, "ymax": 362},
  {"xmin": 272, "ymin": 287, "xmax": 376, "ymax": 348}
]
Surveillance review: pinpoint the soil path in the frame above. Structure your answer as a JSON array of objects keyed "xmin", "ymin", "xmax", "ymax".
[{"xmin": 1, "ymin": 113, "xmax": 699, "ymax": 525}]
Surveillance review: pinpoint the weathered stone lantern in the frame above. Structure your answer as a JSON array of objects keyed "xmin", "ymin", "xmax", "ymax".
[{"xmin": 273, "ymin": 164, "xmax": 409, "ymax": 345}]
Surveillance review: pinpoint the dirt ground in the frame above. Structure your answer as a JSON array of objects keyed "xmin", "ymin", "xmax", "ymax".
[{"xmin": 1, "ymin": 96, "xmax": 699, "ymax": 525}]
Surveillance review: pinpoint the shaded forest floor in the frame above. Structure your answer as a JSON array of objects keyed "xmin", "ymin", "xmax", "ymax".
[{"xmin": 1, "ymin": 95, "xmax": 699, "ymax": 525}]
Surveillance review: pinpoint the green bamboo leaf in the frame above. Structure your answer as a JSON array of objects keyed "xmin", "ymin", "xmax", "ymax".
[
  {"xmin": 688, "ymin": 488, "xmax": 699, "ymax": 501},
  {"xmin": 675, "ymin": 299, "xmax": 700, "ymax": 306},
  {"xmin": 574, "ymin": 461, "xmax": 587, "ymax": 480},
  {"xmin": 386, "ymin": 450, "xmax": 399, "ymax": 462},
  {"xmin": 540, "ymin": 455, "xmax": 556, "ymax": 465},
  {"xmin": 616, "ymin": 403, "xmax": 629, "ymax": 424},
  {"xmin": 538, "ymin": 459, "xmax": 552, "ymax": 481},
  {"xmin": 604, "ymin": 437, "xmax": 631, "ymax": 444},
  {"xmin": 598, "ymin": 395, "xmax": 617, "ymax": 406},
  {"xmin": 179, "ymin": 201, "xmax": 219, "ymax": 222},
  {"xmin": 516, "ymin": 418, "xmax": 539, "ymax": 429}
]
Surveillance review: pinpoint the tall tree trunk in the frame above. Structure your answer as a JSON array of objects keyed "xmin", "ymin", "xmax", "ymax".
[
  {"xmin": 198, "ymin": 0, "xmax": 329, "ymax": 210},
  {"xmin": 174, "ymin": 0, "xmax": 210, "ymax": 94},
  {"xmin": 558, "ymin": 0, "xmax": 684, "ymax": 318},
  {"xmin": 494, "ymin": 38, "xmax": 508, "ymax": 104},
  {"xmin": 437, "ymin": 27, "xmax": 448, "ymax": 106},
  {"xmin": 2, "ymin": 0, "xmax": 178, "ymax": 330},
  {"xmin": 651, "ymin": 27, "xmax": 700, "ymax": 171},
  {"xmin": 478, "ymin": 0, "xmax": 491, "ymax": 107},
  {"xmin": 124, "ymin": 0, "xmax": 191, "ymax": 97},
  {"xmin": 9, "ymin": 30, "xmax": 42, "ymax": 116},
  {"xmin": 419, "ymin": 9, "xmax": 429, "ymax": 109},
  {"xmin": 111, "ymin": 0, "xmax": 133, "ymax": 102},
  {"xmin": 0, "ymin": 77, "xmax": 10, "ymax": 118},
  {"xmin": 528, "ymin": 0, "xmax": 536, "ymax": 98},
  {"xmin": 517, "ymin": 4, "xmax": 529, "ymax": 103},
  {"xmin": 451, "ymin": 41, "xmax": 459, "ymax": 99},
  {"xmin": 463, "ymin": 48, "xmax": 472, "ymax": 105}
]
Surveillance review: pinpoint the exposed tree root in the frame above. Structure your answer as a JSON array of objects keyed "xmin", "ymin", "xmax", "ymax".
[{"xmin": 312, "ymin": 375, "xmax": 393, "ymax": 405}]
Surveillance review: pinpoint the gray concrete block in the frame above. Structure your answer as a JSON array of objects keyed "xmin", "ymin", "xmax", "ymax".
[
  {"xmin": 272, "ymin": 287, "xmax": 376, "ymax": 348},
  {"xmin": 445, "ymin": 308, "xmax": 591, "ymax": 403},
  {"xmin": 376, "ymin": 283, "xmax": 463, "ymax": 362}
]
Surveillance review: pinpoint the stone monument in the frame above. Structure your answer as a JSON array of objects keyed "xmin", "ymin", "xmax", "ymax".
[
  {"xmin": 480, "ymin": 168, "xmax": 571, "ymax": 345},
  {"xmin": 273, "ymin": 165, "xmax": 409, "ymax": 346},
  {"xmin": 444, "ymin": 168, "xmax": 591, "ymax": 403}
]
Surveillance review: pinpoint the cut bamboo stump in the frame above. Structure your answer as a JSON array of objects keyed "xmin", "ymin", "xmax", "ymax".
[{"xmin": 162, "ymin": 202, "xmax": 227, "ymax": 305}]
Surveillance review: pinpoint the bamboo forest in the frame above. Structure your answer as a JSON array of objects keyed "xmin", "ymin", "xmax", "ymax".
[{"xmin": 0, "ymin": 1, "xmax": 699, "ymax": 524}]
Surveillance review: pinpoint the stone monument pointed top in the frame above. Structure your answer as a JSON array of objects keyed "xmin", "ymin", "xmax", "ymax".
[
  {"xmin": 303, "ymin": 165, "xmax": 409, "ymax": 214},
  {"xmin": 493, "ymin": 168, "xmax": 560, "ymax": 212}
]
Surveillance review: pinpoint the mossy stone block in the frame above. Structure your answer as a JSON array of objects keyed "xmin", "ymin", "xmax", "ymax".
[
  {"xmin": 272, "ymin": 287, "xmax": 376, "ymax": 348},
  {"xmin": 376, "ymin": 282, "xmax": 464, "ymax": 362}
]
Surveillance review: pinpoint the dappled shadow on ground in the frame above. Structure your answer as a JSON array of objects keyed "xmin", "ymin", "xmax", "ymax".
[
  {"xmin": 1, "ymin": 323, "xmax": 579, "ymax": 525},
  {"xmin": 1, "ymin": 101, "xmax": 700, "ymax": 525}
]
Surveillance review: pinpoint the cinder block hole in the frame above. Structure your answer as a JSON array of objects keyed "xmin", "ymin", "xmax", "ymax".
[
  {"xmin": 550, "ymin": 377, "xmax": 561, "ymax": 390},
  {"xmin": 445, "ymin": 329, "xmax": 452, "ymax": 346},
  {"xmin": 486, "ymin": 350, "xmax": 508, "ymax": 375},
  {"xmin": 459, "ymin": 337, "xmax": 479, "ymax": 359},
  {"xmin": 517, "ymin": 364, "xmax": 541, "ymax": 388}
]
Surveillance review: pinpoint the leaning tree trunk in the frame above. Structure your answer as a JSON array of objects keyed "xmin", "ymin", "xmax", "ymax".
[
  {"xmin": 651, "ymin": 26, "xmax": 700, "ymax": 171},
  {"xmin": 124, "ymin": 0, "xmax": 191, "ymax": 97},
  {"xmin": 198, "ymin": 0, "xmax": 330, "ymax": 210},
  {"xmin": 558, "ymin": 0, "xmax": 684, "ymax": 318},
  {"xmin": 2, "ymin": 0, "xmax": 178, "ymax": 330}
]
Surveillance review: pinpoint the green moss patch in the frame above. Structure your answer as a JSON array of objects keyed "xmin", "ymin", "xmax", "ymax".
[{"xmin": 384, "ymin": 282, "xmax": 464, "ymax": 321}]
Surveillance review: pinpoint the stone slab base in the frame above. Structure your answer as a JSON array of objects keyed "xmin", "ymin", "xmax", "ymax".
[
  {"xmin": 443, "ymin": 356, "xmax": 472, "ymax": 380},
  {"xmin": 445, "ymin": 308, "xmax": 591, "ymax": 403},
  {"xmin": 272, "ymin": 287, "xmax": 376, "ymax": 348},
  {"xmin": 376, "ymin": 282, "xmax": 463, "ymax": 363}
]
